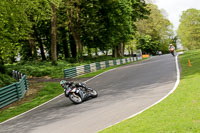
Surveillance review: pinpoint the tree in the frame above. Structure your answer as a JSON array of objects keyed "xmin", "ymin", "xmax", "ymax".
[
  {"xmin": 178, "ymin": 8, "xmax": 200, "ymax": 49},
  {"xmin": 50, "ymin": 2, "xmax": 57, "ymax": 65},
  {"xmin": 135, "ymin": 4, "xmax": 173, "ymax": 54},
  {"xmin": 0, "ymin": 0, "xmax": 31, "ymax": 64},
  {"xmin": 25, "ymin": 0, "xmax": 51, "ymax": 61},
  {"xmin": 65, "ymin": 0, "xmax": 83, "ymax": 61},
  {"xmin": 94, "ymin": 0, "xmax": 149, "ymax": 57},
  {"xmin": 26, "ymin": 0, "xmax": 61, "ymax": 64},
  {"xmin": 137, "ymin": 34, "xmax": 160, "ymax": 54},
  {"xmin": 57, "ymin": 4, "xmax": 71, "ymax": 59},
  {"xmin": 0, "ymin": 0, "xmax": 151, "ymax": 65}
]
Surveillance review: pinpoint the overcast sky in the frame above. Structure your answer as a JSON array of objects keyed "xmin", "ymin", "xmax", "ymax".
[{"xmin": 154, "ymin": 0, "xmax": 200, "ymax": 31}]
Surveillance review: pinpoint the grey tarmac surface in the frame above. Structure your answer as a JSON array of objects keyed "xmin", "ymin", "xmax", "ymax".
[{"xmin": 0, "ymin": 54, "xmax": 177, "ymax": 133}]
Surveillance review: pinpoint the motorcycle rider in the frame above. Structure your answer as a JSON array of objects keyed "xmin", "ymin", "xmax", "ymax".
[
  {"xmin": 168, "ymin": 44, "xmax": 175, "ymax": 56},
  {"xmin": 60, "ymin": 80, "xmax": 96, "ymax": 103}
]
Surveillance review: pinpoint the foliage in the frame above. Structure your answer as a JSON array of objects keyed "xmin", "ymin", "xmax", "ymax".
[
  {"xmin": 0, "ymin": 0, "xmax": 63, "ymax": 64},
  {"xmin": 6, "ymin": 56, "xmax": 131, "ymax": 78},
  {"xmin": 135, "ymin": 4, "xmax": 173, "ymax": 54},
  {"xmin": 177, "ymin": 8, "xmax": 200, "ymax": 50},
  {"xmin": 125, "ymin": 39, "xmax": 137, "ymax": 55},
  {"xmin": 0, "ymin": 73, "xmax": 16, "ymax": 88},
  {"xmin": 0, "ymin": 0, "xmax": 31, "ymax": 64},
  {"xmin": 137, "ymin": 35, "xmax": 158, "ymax": 54},
  {"xmin": 1, "ymin": 0, "xmax": 173, "ymax": 68},
  {"xmin": 95, "ymin": 0, "xmax": 149, "ymax": 54},
  {"xmin": 64, "ymin": 0, "xmax": 149, "ymax": 59}
]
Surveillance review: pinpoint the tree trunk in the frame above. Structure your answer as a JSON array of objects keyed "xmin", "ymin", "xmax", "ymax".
[
  {"xmin": 122, "ymin": 42, "xmax": 125, "ymax": 56},
  {"xmin": 71, "ymin": 27, "xmax": 82, "ymax": 61},
  {"xmin": 51, "ymin": 3, "xmax": 57, "ymax": 65},
  {"xmin": 112, "ymin": 46, "xmax": 118, "ymax": 58},
  {"xmin": 35, "ymin": 33, "xmax": 46, "ymax": 61},
  {"xmin": 106, "ymin": 51, "xmax": 108, "ymax": 56},
  {"xmin": 95, "ymin": 48, "xmax": 98, "ymax": 56},
  {"xmin": 33, "ymin": 24, "xmax": 46, "ymax": 61},
  {"xmin": 117, "ymin": 43, "xmax": 124, "ymax": 57},
  {"xmin": 88, "ymin": 48, "xmax": 92, "ymax": 57},
  {"xmin": 66, "ymin": 0, "xmax": 82, "ymax": 61},
  {"xmin": 112, "ymin": 48, "xmax": 115, "ymax": 57},
  {"xmin": 0, "ymin": 55, "xmax": 5, "ymax": 73},
  {"xmin": 63, "ymin": 39, "xmax": 70, "ymax": 59},
  {"xmin": 39, "ymin": 43, "xmax": 46, "ymax": 61},
  {"xmin": 69, "ymin": 33, "xmax": 76, "ymax": 58},
  {"xmin": 28, "ymin": 38, "xmax": 37, "ymax": 60},
  {"xmin": 36, "ymin": 33, "xmax": 46, "ymax": 61},
  {"xmin": 61, "ymin": 30, "xmax": 70, "ymax": 59},
  {"xmin": 33, "ymin": 46, "xmax": 38, "ymax": 60},
  {"xmin": 131, "ymin": 48, "xmax": 133, "ymax": 56},
  {"xmin": 28, "ymin": 39, "xmax": 33, "ymax": 60}
]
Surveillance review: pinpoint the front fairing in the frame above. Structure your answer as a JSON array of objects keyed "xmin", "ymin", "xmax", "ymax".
[
  {"xmin": 65, "ymin": 87, "xmax": 78, "ymax": 97},
  {"xmin": 64, "ymin": 88, "xmax": 71, "ymax": 97},
  {"xmin": 78, "ymin": 89, "xmax": 89, "ymax": 101}
]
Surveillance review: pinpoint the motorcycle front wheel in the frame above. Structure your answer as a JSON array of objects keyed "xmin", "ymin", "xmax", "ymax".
[
  {"xmin": 69, "ymin": 93, "xmax": 82, "ymax": 104},
  {"xmin": 88, "ymin": 88, "xmax": 98, "ymax": 98}
]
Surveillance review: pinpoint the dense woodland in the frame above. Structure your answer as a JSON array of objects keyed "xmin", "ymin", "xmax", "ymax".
[
  {"xmin": 0, "ymin": 0, "xmax": 176, "ymax": 67},
  {"xmin": 1, "ymin": 0, "xmax": 200, "ymax": 87}
]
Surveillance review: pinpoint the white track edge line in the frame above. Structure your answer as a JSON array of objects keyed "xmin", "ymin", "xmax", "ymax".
[
  {"xmin": 0, "ymin": 57, "xmax": 150, "ymax": 125},
  {"xmin": 98, "ymin": 53, "xmax": 182, "ymax": 132},
  {"xmin": 0, "ymin": 93, "xmax": 64, "ymax": 125}
]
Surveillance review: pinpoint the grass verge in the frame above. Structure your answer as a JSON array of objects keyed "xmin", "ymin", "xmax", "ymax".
[
  {"xmin": 0, "ymin": 82, "xmax": 62, "ymax": 123},
  {"xmin": 99, "ymin": 50, "xmax": 200, "ymax": 133}
]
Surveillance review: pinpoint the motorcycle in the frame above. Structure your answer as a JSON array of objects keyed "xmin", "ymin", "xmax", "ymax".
[
  {"xmin": 60, "ymin": 80, "xmax": 98, "ymax": 104},
  {"xmin": 170, "ymin": 48, "xmax": 175, "ymax": 56}
]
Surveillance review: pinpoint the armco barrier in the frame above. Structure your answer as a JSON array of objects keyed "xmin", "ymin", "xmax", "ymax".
[
  {"xmin": 0, "ymin": 71, "xmax": 28, "ymax": 109},
  {"xmin": 64, "ymin": 56, "xmax": 143, "ymax": 78}
]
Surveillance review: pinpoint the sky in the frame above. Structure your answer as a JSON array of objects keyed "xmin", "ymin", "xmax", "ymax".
[{"xmin": 154, "ymin": 0, "xmax": 200, "ymax": 31}]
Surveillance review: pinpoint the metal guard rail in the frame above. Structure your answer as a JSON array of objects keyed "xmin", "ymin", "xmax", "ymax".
[
  {"xmin": 64, "ymin": 56, "xmax": 142, "ymax": 78},
  {"xmin": 0, "ymin": 72, "xmax": 28, "ymax": 109}
]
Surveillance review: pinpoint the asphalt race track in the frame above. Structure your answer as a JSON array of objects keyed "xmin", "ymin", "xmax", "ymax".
[{"xmin": 0, "ymin": 54, "xmax": 177, "ymax": 133}]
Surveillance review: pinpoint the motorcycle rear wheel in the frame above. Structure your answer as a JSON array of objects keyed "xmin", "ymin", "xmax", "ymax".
[{"xmin": 69, "ymin": 93, "xmax": 82, "ymax": 104}]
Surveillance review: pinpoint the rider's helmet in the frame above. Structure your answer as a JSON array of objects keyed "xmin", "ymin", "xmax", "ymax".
[
  {"xmin": 170, "ymin": 44, "xmax": 173, "ymax": 46},
  {"xmin": 60, "ymin": 80, "xmax": 67, "ymax": 87}
]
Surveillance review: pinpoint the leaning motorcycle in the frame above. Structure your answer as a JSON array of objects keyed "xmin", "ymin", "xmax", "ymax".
[
  {"xmin": 60, "ymin": 80, "xmax": 98, "ymax": 104},
  {"xmin": 170, "ymin": 48, "xmax": 175, "ymax": 56}
]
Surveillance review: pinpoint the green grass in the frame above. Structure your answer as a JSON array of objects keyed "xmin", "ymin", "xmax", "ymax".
[
  {"xmin": 176, "ymin": 49, "xmax": 185, "ymax": 52},
  {"xmin": 6, "ymin": 56, "xmax": 132, "ymax": 78},
  {"xmin": 99, "ymin": 50, "xmax": 200, "ymax": 133},
  {"xmin": 0, "ymin": 82, "xmax": 63, "ymax": 122}
]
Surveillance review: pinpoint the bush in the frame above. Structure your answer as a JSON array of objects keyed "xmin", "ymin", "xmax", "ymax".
[
  {"xmin": 5, "ymin": 56, "xmax": 132, "ymax": 78},
  {"xmin": 29, "ymin": 69, "xmax": 51, "ymax": 77},
  {"xmin": 0, "ymin": 73, "xmax": 16, "ymax": 88}
]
